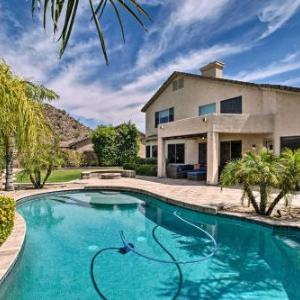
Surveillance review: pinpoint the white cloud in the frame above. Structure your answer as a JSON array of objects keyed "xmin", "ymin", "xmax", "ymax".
[
  {"xmin": 0, "ymin": 1, "xmax": 249, "ymax": 131},
  {"xmin": 232, "ymin": 52, "xmax": 300, "ymax": 82},
  {"xmin": 280, "ymin": 76, "xmax": 300, "ymax": 86},
  {"xmin": 258, "ymin": 0, "xmax": 300, "ymax": 39},
  {"xmin": 126, "ymin": 43, "xmax": 247, "ymax": 92},
  {"xmin": 138, "ymin": 0, "xmax": 169, "ymax": 6},
  {"xmin": 135, "ymin": 0, "xmax": 232, "ymax": 69},
  {"xmin": 47, "ymin": 43, "xmax": 246, "ymax": 131},
  {"xmin": 1, "ymin": 0, "xmax": 300, "ymax": 133}
]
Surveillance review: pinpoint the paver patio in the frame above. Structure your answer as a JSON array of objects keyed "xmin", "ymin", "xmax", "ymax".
[{"xmin": 2, "ymin": 176, "xmax": 300, "ymax": 224}]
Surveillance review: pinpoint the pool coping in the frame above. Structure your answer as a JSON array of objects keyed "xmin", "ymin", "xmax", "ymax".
[
  {"xmin": 1, "ymin": 183, "xmax": 300, "ymax": 288},
  {"xmin": 14, "ymin": 185, "xmax": 300, "ymax": 231},
  {"xmin": 0, "ymin": 213, "xmax": 26, "ymax": 286}
]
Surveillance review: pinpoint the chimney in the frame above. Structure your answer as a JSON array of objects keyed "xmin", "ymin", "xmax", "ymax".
[{"xmin": 200, "ymin": 61, "xmax": 224, "ymax": 78}]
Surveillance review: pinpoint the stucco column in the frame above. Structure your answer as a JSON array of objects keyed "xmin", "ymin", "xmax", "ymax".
[
  {"xmin": 157, "ymin": 137, "xmax": 166, "ymax": 177},
  {"xmin": 273, "ymin": 133, "xmax": 281, "ymax": 155},
  {"xmin": 207, "ymin": 132, "xmax": 219, "ymax": 185}
]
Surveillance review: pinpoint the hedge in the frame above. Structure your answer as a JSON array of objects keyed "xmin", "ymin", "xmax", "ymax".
[
  {"xmin": 0, "ymin": 196, "xmax": 15, "ymax": 246},
  {"xmin": 135, "ymin": 157, "xmax": 157, "ymax": 165},
  {"xmin": 123, "ymin": 163, "xmax": 157, "ymax": 176}
]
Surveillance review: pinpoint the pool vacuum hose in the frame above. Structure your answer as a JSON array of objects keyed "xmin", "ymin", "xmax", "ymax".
[{"xmin": 90, "ymin": 211, "xmax": 217, "ymax": 300}]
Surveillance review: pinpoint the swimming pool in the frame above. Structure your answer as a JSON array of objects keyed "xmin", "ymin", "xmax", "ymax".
[{"xmin": 0, "ymin": 190, "xmax": 300, "ymax": 299}]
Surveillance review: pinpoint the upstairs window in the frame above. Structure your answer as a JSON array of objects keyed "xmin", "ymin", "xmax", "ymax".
[
  {"xmin": 178, "ymin": 78, "xmax": 184, "ymax": 89},
  {"xmin": 220, "ymin": 96, "xmax": 242, "ymax": 114},
  {"xmin": 172, "ymin": 81, "xmax": 178, "ymax": 91},
  {"xmin": 199, "ymin": 103, "xmax": 216, "ymax": 116},
  {"xmin": 172, "ymin": 78, "xmax": 184, "ymax": 91},
  {"xmin": 155, "ymin": 107, "xmax": 174, "ymax": 128}
]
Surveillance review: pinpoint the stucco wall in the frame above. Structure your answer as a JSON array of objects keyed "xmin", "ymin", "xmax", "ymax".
[
  {"xmin": 273, "ymin": 91, "xmax": 300, "ymax": 154},
  {"xmin": 145, "ymin": 76, "xmax": 266, "ymax": 137},
  {"xmin": 160, "ymin": 134, "xmax": 269, "ymax": 166}
]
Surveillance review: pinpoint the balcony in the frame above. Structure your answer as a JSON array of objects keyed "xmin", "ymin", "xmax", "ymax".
[{"xmin": 157, "ymin": 113, "xmax": 274, "ymax": 138}]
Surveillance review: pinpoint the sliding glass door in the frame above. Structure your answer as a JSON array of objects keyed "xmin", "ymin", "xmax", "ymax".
[
  {"xmin": 220, "ymin": 140, "xmax": 242, "ymax": 169},
  {"xmin": 167, "ymin": 144, "xmax": 185, "ymax": 164}
]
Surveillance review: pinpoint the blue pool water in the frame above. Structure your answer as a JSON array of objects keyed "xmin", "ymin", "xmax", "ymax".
[{"xmin": 0, "ymin": 190, "xmax": 300, "ymax": 300}]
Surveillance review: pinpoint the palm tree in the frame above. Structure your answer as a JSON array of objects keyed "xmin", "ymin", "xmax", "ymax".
[
  {"xmin": 220, "ymin": 148, "xmax": 300, "ymax": 216},
  {"xmin": 31, "ymin": 0, "xmax": 150, "ymax": 62},
  {"xmin": 19, "ymin": 139, "xmax": 63, "ymax": 189},
  {"xmin": 266, "ymin": 148, "xmax": 300, "ymax": 215},
  {"xmin": 0, "ymin": 61, "xmax": 58, "ymax": 191}
]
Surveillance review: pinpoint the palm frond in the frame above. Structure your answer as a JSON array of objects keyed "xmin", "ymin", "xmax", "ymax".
[
  {"xmin": 24, "ymin": 81, "xmax": 59, "ymax": 102},
  {"xmin": 31, "ymin": 0, "xmax": 150, "ymax": 62}
]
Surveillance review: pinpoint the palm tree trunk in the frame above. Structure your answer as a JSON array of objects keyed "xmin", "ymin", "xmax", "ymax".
[
  {"xmin": 266, "ymin": 191, "xmax": 286, "ymax": 216},
  {"xmin": 41, "ymin": 165, "xmax": 53, "ymax": 188},
  {"xmin": 29, "ymin": 174, "xmax": 38, "ymax": 189},
  {"xmin": 259, "ymin": 183, "xmax": 268, "ymax": 215},
  {"xmin": 244, "ymin": 184, "xmax": 260, "ymax": 214},
  {"xmin": 5, "ymin": 136, "xmax": 15, "ymax": 191}
]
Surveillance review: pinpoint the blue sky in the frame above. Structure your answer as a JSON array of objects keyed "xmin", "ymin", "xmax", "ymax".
[{"xmin": 1, "ymin": 0, "xmax": 300, "ymax": 131}]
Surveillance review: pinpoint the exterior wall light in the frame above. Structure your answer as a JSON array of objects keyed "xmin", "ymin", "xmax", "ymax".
[{"xmin": 202, "ymin": 117, "xmax": 208, "ymax": 123}]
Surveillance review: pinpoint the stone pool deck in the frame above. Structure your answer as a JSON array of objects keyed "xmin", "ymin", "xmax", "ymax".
[
  {"xmin": 0, "ymin": 213, "xmax": 26, "ymax": 285},
  {"xmin": 2, "ymin": 176, "xmax": 300, "ymax": 227},
  {"xmin": 1, "ymin": 176, "xmax": 300, "ymax": 284}
]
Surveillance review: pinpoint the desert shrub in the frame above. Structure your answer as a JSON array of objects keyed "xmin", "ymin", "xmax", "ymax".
[
  {"xmin": 0, "ymin": 196, "xmax": 15, "ymax": 246},
  {"xmin": 61, "ymin": 149, "xmax": 81, "ymax": 167},
  {"xmin": 81, "ymin": 151, "xmax": 98, "ymax": 166},
  {"xmin": 136, "ymin": 157, "xmax": 157, "ymax": 165},
  {"xmin": 123, "ymin": 163, "xmax": 157, "ymax": 176}
]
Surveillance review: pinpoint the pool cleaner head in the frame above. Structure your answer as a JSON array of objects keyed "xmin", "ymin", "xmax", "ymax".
[{"xmin": 119, "ymin": 242, "xmax": 135, "ymax": 255}]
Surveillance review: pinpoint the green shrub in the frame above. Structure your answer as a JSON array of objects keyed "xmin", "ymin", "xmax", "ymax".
[
  {"xmin": 0, "ymin": 196, "xmax": 15, "ymax": 246},
  {"xmin": 91, "ymin": 123, "xmax": 140, "ymax": 166},
  {"xmin": 61, "ymin": 149, "xmax": 82, "ymax": 167},
  {"xmin": 81, "ymin": 151, "xmax": 98, "ymax": 166},
  {"xmin": 124, "ymin": 163, "xmax": 157, "ymax": 176},
  {"xmin": 136, "ymin": 157, "xmax": 157, "ymax": 165}
]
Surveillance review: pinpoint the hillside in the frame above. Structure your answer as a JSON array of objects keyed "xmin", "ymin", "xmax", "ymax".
[{"xmin": 43, "ymin": 104, "xmax": 91, "ymax": 142}]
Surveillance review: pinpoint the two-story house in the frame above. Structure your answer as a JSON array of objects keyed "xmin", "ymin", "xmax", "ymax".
[{"xmin": 141, "ymin": 61, "xmax": 300, "ymax": 185}]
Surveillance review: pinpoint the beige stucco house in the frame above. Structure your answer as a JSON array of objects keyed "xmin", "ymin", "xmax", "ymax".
[{"xmin": 142, "ymin": 61, "xmax": 300, "ymax": 184}]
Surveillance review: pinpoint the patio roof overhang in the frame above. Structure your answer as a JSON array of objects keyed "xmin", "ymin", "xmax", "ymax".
[{"xmin": 158, "ymin": 113, "xmax": 274, "ymax": 139}]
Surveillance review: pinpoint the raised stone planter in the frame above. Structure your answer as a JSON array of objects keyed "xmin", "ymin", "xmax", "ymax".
[
  {"xmin": 101, "ymin": 173, "xmax": 121, "ymax": 179},
  {"xmin": 81, "ymin": 169, "xmax": 136, "ymax": 179},
  {"xmin": 122, "ymin": 170, "xmax": 136, "ymax": 178}
]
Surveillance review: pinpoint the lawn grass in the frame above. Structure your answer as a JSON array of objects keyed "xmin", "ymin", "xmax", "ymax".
[{"xmin": 16, "ymin": 168, "xmax": 92, "ymax": 183}]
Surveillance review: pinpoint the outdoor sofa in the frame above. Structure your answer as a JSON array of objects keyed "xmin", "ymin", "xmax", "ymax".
[{"xmin": 167, "ymin": 164, "xmax": 207, "ymax": 180}]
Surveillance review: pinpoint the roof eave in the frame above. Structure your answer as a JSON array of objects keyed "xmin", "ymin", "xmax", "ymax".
[{"xmin": 141, "ymin": 72, "xmax": 179, "ymax": 112}]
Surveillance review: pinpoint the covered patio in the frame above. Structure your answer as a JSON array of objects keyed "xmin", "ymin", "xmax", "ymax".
[{"xmin": 157, "ymin": 113, "xmax": 274, "ymax": 184}]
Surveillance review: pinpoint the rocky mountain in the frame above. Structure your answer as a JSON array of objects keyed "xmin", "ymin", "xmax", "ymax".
[{"xmin": 43, "ymin": 104, "xmax": 91, "ymax": 142}]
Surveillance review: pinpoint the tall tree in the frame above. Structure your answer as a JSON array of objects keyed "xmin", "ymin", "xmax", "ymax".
[
  {"xmin": 91, "ymin": 125, "xmax": 117, "ymax": 166},
  {"xmin": 0, "ymin": 61, "xmax": 58, "ymax": 191},
  {"xmin": 31, "ymin": 0, "xmax": 150, "ymax": 62},
  {"xmin": 19, "ymin": 139, "xmax": 63, "ymax": 189},
  {"xmin": 115, "ymin": 122, "xmax": 139, "ymax": 165}
]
